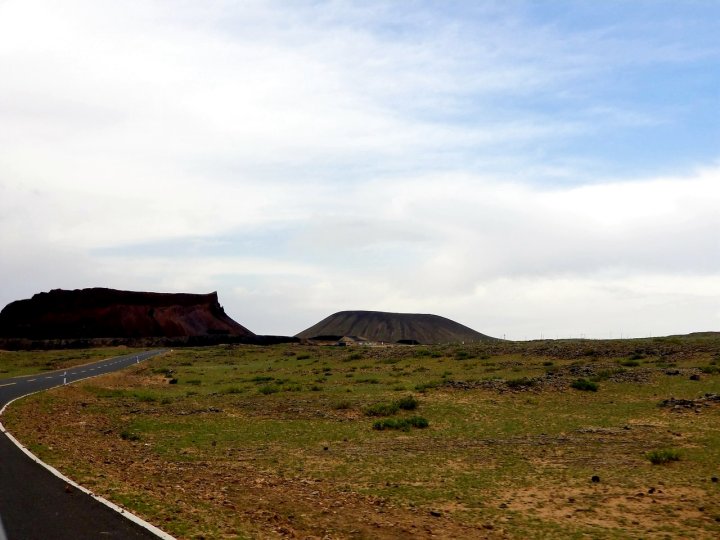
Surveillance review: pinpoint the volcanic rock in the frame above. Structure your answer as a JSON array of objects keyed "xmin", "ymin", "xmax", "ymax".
[
  {"xmin": 0, "ymin": 288, "xmax": 253, "ymax": 340},
  {"xmin": 296, "ymin": 310, "xmax": 496, "ymax": 344}
]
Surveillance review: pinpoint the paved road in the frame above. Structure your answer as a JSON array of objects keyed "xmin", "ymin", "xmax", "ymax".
[{"xmin": 0, "ymin": 350, "xmax": 170, "ymax": 540}]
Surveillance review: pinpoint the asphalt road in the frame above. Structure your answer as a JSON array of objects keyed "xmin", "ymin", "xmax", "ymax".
[{"xmin": 0, "ymin": 350, "xmax": 170, "ymax": 540}]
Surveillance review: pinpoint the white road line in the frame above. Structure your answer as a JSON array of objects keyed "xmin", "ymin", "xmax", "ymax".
[
  {"xmin": 0, "ymin": 383, "xmax": 16, "ymax": 388},
  {"xmin": 27, "ymin": 379, "xmax": 37, "ymax": 382}
]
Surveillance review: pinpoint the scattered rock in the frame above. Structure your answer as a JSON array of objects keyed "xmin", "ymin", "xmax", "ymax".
[
  {"xmin": 712, "ymin": 477, "xmax": 718, "ymax": 483},
  {"xmin": 591, "ymin": 475, "xmax": 600, "ymax": 483},
  {"xmin": 429, "ymin": 510, "xmax": 442, "ymax": 517},
  {"xmin": 689, "ymin": 374, "xmax": 701, "ymax": 381}
]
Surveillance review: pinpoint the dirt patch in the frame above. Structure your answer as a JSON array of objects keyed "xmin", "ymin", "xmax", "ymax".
[{"xmin": 504, "ymin": 484, "xmax": 717, "ymax": 539}]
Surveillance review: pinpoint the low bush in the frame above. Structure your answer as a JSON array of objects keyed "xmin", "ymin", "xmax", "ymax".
[
  {"xmin": 258, "ymin": 385, "xmax": 280, "ymax": 395},
  {"xmin": 506, "ymin": 377, "xmax": 535, "ymax": 389},
  {"xmin": 620, "ymin": 359, "xmax": 641, "ymax": 367},
  {"xmin": 120, "ymin": 430, "xmax": 140, "ymax": 441},
  {"xmin": 571, "ymin": 378, "xmax": 598, "ymax": 392},
  {"xmin": 364, "ymin": 402, "xmax": 399, "ymax": 417},
  {"xmin": 396, "ymin": 395, "xmax": 419, "ymax": 411}
]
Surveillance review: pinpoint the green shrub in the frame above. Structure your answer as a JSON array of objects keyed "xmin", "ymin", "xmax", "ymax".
[
  {"xmin": 571, "ymin": 378, "xmax": 598, "ymax": 392},
  {"xmin": 364, "ymin": 402, "xmax": 400, "ymax": 417},
  {"xmin": 620, "ymin": 359, "xmax": 641, "ymax": 367},
  {"xmin": 120, "ymin": 430, "xmax": 141, "ymax": 441},
  {"xmin": 646, "ymin": 448, "xmax": 681, "ymax": 465},
  {"xmin": 396, "ymin": 395, "xmax": 419, "ymax": 410},
  {"xmin": 506, "ymin": 377, "xmax": 535, "ymax": 388},
  {"xmin": 258, "ymin": 385, "xmax": 280, "ymax": 395}
]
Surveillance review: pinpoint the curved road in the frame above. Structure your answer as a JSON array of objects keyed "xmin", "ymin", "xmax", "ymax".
[{"xmin": 0, "ymin": 350, "xmax": 171, "ymax": 540}]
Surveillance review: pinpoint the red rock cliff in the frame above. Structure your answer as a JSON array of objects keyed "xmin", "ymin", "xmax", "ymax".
[{"xmin": 0, "ymin": 288, "xmax": 253, "ymax": 339}]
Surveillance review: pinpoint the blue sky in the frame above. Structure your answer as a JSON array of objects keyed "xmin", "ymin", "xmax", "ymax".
[{"xmin": 1, "ymin": 1, "xmax": 719, "ymax": 338}]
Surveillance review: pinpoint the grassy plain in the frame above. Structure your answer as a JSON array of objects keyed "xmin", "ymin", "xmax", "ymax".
[
  {"xmin": 3, "ymin": 338, "xmax": 720, "ymax": 539},
  {"xmin": 0, "ymin": 347, "xmax": 140, "ymax": 379}
]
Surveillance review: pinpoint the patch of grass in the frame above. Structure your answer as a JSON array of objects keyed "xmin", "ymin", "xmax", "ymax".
[
  {"xmin": 415, "ymin": 380, "xmax": 442, "ymax": 392},
  {"xmin": 219, "ymin": 386, "xmax": 243, "ymax": 395},
  {"xmin": 571, "ymin": 378, "xmax": 598, "ymax": 392},
  {"xmin": 258, "ymin": 385, "xmax": 280, "ymax": 395},
  {"xmin": 364, "ymin": 402, "xmax": 400, "ymax": 417},
  {"xmin": 646, "ymin": 448, "xmax": 681, "ymax": 465}
]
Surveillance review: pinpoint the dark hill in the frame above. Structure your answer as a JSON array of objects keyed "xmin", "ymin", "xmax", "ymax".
[
  {"xmin": 0, "ymin": 288, "xmax": 253, "ymax": 340},
  {"xmin": 296, "ymin": 310, "xmax": 496, "ymax": 344}
]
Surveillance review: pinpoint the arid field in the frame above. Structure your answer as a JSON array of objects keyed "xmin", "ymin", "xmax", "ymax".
[{"xmin": 2, "ymin": 338, "xmax": 720, "ymax": 539}]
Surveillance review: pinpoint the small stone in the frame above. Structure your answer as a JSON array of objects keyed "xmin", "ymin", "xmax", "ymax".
[
  {"xmin": 64, "ymin": 484, "xmax": 72, "ymax": 493},
  {"xmin": 711, "ymin": 477, "xmax": 718, "ymax": 483},
  {"xmin": 323, "ymin": 446, "xmax": 329, "ymax": 451},
  {"xmin": 690, "ymin": 374, "xmax": 701, "ymax": 381},
  {"xmin": 499, "ymin": 502, "xmax": 508, "ymax": 509},
  {"xmin": 591, "ymin": 475, "xmax": 600, "ymax": 483},
  {"xmin": 429, "ymin": 510, "xmax": 442, "ymax": 517},
  {"xmin": 648, "ymin": 487, "xmax": 656, "ymax": 494}
]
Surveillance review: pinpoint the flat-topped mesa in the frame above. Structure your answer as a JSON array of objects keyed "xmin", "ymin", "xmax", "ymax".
[
  {"xmin": 296, "ymin": 310, "xmax": 497, "ymax": 344},
  {"xmin": 0, "ymin": 287, "xmax": 253, "ymax": 339}
]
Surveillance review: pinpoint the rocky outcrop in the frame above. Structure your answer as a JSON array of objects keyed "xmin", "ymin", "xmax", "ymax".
[
  {"xmin": 296, "ymin": 310, "xmax": 496, "ymax": 344},
  {"xmin": 0, "ymin": 288, "xmax": 253, "ymax": 340}
]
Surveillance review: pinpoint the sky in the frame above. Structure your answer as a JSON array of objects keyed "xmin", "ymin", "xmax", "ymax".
[{"xmin": 1, "ymin": 0, "xmax": 719, "ymax": 339}]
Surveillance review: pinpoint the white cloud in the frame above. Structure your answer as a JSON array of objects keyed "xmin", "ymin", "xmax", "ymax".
[{"xmin": 1, "ymin": 1, "xmax": 718, "ymax": 338}]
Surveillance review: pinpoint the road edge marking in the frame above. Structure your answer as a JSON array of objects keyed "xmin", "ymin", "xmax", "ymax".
[{"xmin": 0, "ymin": 352, "xmax": 175, "ymax": 540}]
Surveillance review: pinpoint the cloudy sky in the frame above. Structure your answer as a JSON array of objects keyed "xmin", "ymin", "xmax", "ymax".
[{"xmin": 1, "ymin": 0, "xmax": 719, "ymax": 339}]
